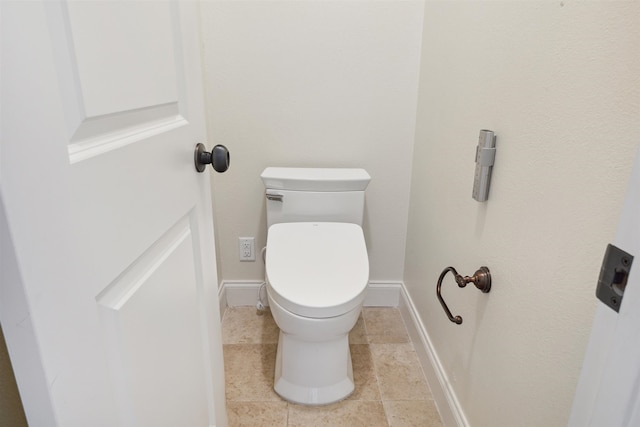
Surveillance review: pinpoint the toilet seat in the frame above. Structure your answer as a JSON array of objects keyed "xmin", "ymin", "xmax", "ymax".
[{"xmin": 266, "ymin": 222, "xmax": 369, "ymax": 319}]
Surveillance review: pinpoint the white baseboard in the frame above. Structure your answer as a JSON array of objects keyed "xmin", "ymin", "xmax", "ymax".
[
  {"xmin": 217, "ymin": 283, "xmax": 227, "ymax": 321},
  {"xmin": 221, "ymin": 280, "xmax": 265, "ymax": 308},
  {"xmin": 364, "ymin": 281, "xmax": 401, "ymax": 306},
  {"xmin": 398, "ymin": 283, "xmax": 468, "ymax": 427},
  {"xmin": 219, "ymin": 280, "xmax": 402, "ymax": 309}
]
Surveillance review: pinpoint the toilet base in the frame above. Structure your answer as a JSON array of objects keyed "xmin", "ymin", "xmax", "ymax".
[
  {"xmin": 267, "ymin": 295, "xmax": 363, "ymax": 406},
  {"xmin": 274, "ymin": 330, "xmax": 354, "ymax": 405}
]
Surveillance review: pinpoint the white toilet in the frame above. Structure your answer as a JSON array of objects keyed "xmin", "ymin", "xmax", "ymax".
[{"xmin": 261, "ymin": 167, "xmax": 371, "ymax": 405}]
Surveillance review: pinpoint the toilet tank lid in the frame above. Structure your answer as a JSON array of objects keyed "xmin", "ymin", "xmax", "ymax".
[{"xmin": 261, "ymin": 167, "xmax": 371, "ymax": 191}]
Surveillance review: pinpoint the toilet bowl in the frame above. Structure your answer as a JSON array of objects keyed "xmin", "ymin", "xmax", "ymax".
[{"xmin": 261, "ymin": 167, "xmax": 371, "ymax": 405}]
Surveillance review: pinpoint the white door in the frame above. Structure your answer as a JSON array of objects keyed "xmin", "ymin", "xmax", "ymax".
[
  {"xmin": 1, "ymin": 1, "xmax": 227, "ymax": 426},
  {"xmin": 568, "ymin": 146, "xmax": 640, "ymax": 426}
]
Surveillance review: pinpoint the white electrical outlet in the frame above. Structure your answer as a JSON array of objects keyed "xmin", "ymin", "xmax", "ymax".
[{"xmin": 239, "ymin": 237, "xmax": 255, "ymax": 261}]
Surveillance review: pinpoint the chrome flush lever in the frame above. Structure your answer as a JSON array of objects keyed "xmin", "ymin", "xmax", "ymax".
[
  {"xmin": 266, "ymin": 194, "xmax": 283, "ymax": 202},
  {"xmin": 436, "ymin": 266, "xmax": 491, "ymax": 324}
]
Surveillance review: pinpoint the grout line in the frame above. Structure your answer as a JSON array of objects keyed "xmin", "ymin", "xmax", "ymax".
[
  {"xmin": 285, "ymin": 401, "xmax": 289, "ymax": 427},
  {"xmin": 362, "ymin": 309, "xmax": 391, "ymax": 426}
]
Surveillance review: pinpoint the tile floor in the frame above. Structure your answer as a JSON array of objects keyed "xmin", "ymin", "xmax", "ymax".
[{"xmin": 222, "ymin": 306, "xmax": 444, "ymax": 427}]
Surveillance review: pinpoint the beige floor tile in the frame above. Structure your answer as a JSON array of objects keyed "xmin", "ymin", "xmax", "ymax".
[
  {"xmin": 349, "ymin": 314, "xmax": 367, "ymax": 344},
  {"xmin": 221, "ymin": 307, "xmax": 443, "ymax": 426},
  {"xmin": 363, "ymin": 308, "xmax": 410, "ymax": 344},
  {"xmin": 348, "ymin": 344, "xmax": 380, "ymax": 401},
  {"xmin": 288, "ymin": 400, "xmax": 388, "ymax": 427},
  {"xmin": 226, "ymin": 401, "xmax": 288, "ymax": 427},
  {"xmin": 370, "ymin": 343, "xmax": 431, "ymax": 400},
  {"xmin": 222, "ymin": 307, "xmax": 280, "ymax": 344},
  {"xmin": 383, "ymin": 400, "xmax": 443, "ymax": 427},
  {"xmin": 223, "ymin": 344, "xmax": 281, "ymax": 401}
]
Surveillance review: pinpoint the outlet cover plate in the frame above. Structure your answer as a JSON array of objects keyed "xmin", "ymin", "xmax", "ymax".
[{"xmin": 239, "ymin": 237, "xmax": 255, "ymax": 262}]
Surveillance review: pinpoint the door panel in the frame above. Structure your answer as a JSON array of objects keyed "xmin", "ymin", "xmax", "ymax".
[
  {"xmin": 45, "ymin": 1, "xmax": 186, "ymax": 162},
  {"xmin": 97, "ymin": 215, "xmax": 207, "ymax": 426},
  {"xmin": 65, "ymin": 1, "xmax": 178, "ymax": 117},
  {"xmin": 0, "ymin": 1, "xmax": 226, "ymax": 426}
]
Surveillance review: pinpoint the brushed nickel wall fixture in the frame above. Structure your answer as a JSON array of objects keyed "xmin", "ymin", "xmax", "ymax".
[{"xmin": 436, "ymin": 266, "xmax": 491, "ymax": 324}]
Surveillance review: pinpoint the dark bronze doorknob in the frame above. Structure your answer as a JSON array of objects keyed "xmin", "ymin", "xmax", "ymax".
[{"xmin": 194, "ymin": 143, "xmax": 230, "ymax": 173}]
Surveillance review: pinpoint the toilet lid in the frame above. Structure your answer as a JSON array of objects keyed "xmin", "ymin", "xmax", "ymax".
[{"xmin": 266, "ymin": 222, "xmax": 369, "ymax": 318}]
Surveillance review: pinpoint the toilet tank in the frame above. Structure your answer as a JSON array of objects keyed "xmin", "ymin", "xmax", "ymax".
[{"xmin": 261, "ymin": 167, "xmax": 371, "ymax": 227}]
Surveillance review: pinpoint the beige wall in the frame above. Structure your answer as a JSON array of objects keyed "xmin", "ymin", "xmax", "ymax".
[
  {"xmin": 200, "ymin": 1, "xmax": 424, "ymax": 283},
  {"xmin": 200, "ymin": 1, "xmax": 639, "ymax": 424},
  {"xmin": 404, "ymin": 2, "xmax": 639, "ymax": 426}
]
